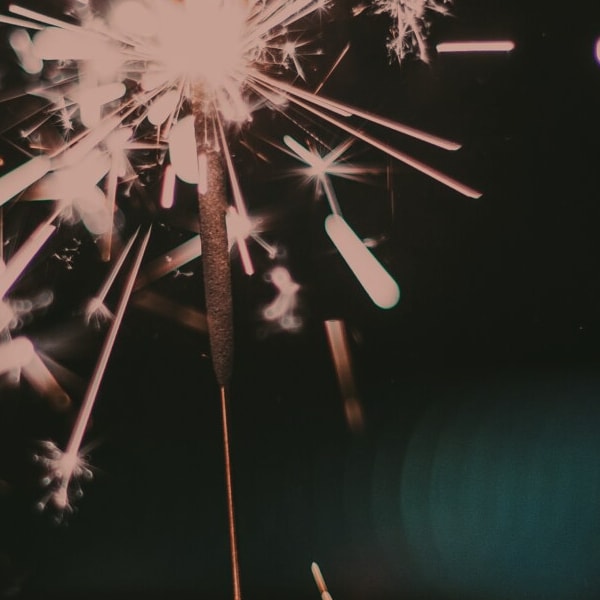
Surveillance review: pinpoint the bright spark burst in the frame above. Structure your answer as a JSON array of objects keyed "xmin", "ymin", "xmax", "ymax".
[
  {"xmin": 33, "ymin": 440, "xmax": 93, "ymax": 513},
  {"xmin": 369, "ymin": 0, "xmax": 452, "ymax": 63},
  {"xmin": 0, "ymin": 0, "xmax": 481, "ymax": 514}
]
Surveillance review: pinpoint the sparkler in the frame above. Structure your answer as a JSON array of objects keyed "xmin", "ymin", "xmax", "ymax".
[{"xmin": 0, "ymin": 0, "xmax": 486, "ymax": 597}]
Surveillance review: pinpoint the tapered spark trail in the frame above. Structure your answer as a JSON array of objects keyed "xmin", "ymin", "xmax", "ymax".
[
  {"xmin": 85, "ymin": 231, "xmax": 139, "ymax": 325},
  {"xmin": 311, "ymin": 562, "xmax": 334, "ymax": 600},
  {"xmin": 51, "ymin": 227, "xmax": 150, "ymax": 511},
  {"xmin": 0, "ymin": 207, "xmax": 60, "ymax": 298}
]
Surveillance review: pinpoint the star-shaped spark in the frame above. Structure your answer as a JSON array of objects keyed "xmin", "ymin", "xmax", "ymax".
[{"xmin": 34, "ymin": 440, "xmax": 93, "ymax": 513}]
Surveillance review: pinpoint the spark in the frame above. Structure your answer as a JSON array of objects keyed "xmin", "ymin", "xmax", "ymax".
[
  {"xmin": 34, "ymin": 440, "xmax": 92, "ymax": 513},
  {"xmin": 47, "ymin": 228, "xmax": 151, "ymax": 512},
  {"xmin": 371, "ymin": 0, "xmax": 452, "ymax": 63},
  {"xmin": 0, "ymin": 209, "xmax": 58, "ymax": 298},
  {"xmin": 436, "ymin": 40, "xmax": 515, "ymax": 53},
  {"xmin": 325, "ymin": 214, "xmax": 400, "ymax": 309},
  {"xmin": 159, "ymin": 163, "xmax": 176, "ymax": 209},
  {"xmin": 285, "ymin": 135, "xmax": 400, "ymax": 308},
  {"xmin": 324, "ymin": 319, "xmax": 363, "ymax": 432},
  {"xmin": 135, "ymin": 235, "xmax": 202, "ymax": 291},
  {"xmin": 84, "ymin": 230, "xmax": 139, "ymax": 326},
  {"xmin": 311, "ymin": 561, "xmax": 334, "ymax": 600},
  {"xmin": 0, "ymin": 0, "xmax": 484, "ymax": 573}
]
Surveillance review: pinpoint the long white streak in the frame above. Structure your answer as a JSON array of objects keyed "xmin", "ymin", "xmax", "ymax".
[
  {"xmin": 283, "ymin": 134, "xmax": 318, "ymax": 166},
  {"xmin": 250, "ymin": 233, "xmax": 278, "ymax": 259},
  {"xmin": 134, "ymin": 236, "xmax": 202, "ymax": 291},
  {"xmin": 51, "ymin": 116, "xmax": 122, "ymax": 167},
  {"xmin": 50, "ymin": 98, "xmax": 141, "ymax": 164},
  {"xmin": 216, "ymin": 116, "xmax": 254, "ymax": 275},
  {"xmin": 0, "ymin": 211, "xmax": 58, "ymax": 298},
  {"xmin": 95, "ymin": 229, "xmax": 139, "ymax": 304},
  {"xmin": 61, "ymin": 227, "xmax": 151, "ymax": 490},
  {"xmin": 324, "ymin": 137, "xmax": 355, "ymax": 166},
  {"xmin": 437, "ymin": 40, "xmax": 515, "ymax": 53},
  {"xmin": 0, "ymin": 156, "xmax": 52, "ymax": 207},
  {"xmin": 311, "ymin": 562, "xmax": 331, "ymax": 599},
  {"xmin": 256, "ymin": 74, "xmax": 460, "ymax": 150},
  {"xmin": 277, "ymin": 90, "xmax": 482, "ymax": 198},
  {"xmin": 315, "ymin": 43, "xmax": 350, "ymax": 95},
  {"xmin": 9, "ymin": 4, "xmax": 83, "ymax": 33},
  {"xmin": 0, "ymin": 14, "xmax": 44, "ymax": 30}
]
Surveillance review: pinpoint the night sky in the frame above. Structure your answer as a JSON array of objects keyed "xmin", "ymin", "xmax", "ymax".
[{"xmin": 2, "ymin": 1, "xmax": 600, "ymax": 599}]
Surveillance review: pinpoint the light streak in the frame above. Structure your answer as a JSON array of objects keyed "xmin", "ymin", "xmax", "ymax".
[
  {"xmin": 0, "ymin": 211, "xmax": 58, "ymax": 298},
  {"xmin": 311, "ymin": 562, "xmax": 334, "ymax": 600},
  {"xmin": 0, "ymin": 0, "xmax": 487, "ymax": 577},
  {"xmin": 0, "ymin": 156, "xmax": 52, "ymax": 207},
  {"xmin": 85, "ymin": 230, "xmax": 139, "ymax": 325},
  {"xmin": 436, "ymin": 40, "xmax": 515, "ymax": 53},
  {"xmin": 325, "ymin": 214, "xmax": 400, "ymax": 309},
  {"xmin": 160, "ymin": 163, "xmax": 176, "ymax": 209},
  {"xmin": 49, "ymin": 227, "xmax": 151, "ymax": 511},
  {"xmin": 135, "ymin": 235, "xmax": 202, "ymax": 291},
  {"xmin": 324, "ymin": 319, "xmax": 363, "ymax": 432}
]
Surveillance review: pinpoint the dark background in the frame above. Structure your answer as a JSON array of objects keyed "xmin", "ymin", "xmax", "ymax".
[{"xmin": 2, "ymin": 0, "xmax": 600, "ymax": 598}]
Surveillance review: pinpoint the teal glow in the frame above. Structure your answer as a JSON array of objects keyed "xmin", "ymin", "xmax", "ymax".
[{"xmin": 400, "ymin": 387, "xmax": 600, "ymax": 599}]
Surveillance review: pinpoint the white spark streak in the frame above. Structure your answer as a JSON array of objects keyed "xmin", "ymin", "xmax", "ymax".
[
  {"xmin": 0, "ymin": 156, "xmax": 52, "ymax": 207},
  {"xmin": 436, "ymin": 40, "xmax": 515, "ymax": 53},
  {"xmin": 325, "ymin": 214, "xmax": 400, "ymax": 309},
  {"xmin": 311, "ymin": 562, "xmax": 334, "ymax": 600},
  {"xmin": 135, "ymin": 236, "xmax": 202, "ymax": 291},
  {"xmin": 0, "ymin": 212, "xmax": 57, "ymax": 298},
  {"xmin": 85, "ymin": 230, "xmax": 139, "ymax": 325},
  {"xmin": 51, "ymin": 227, "xmax": 151, "ymax": 511},
  {"xmin": 160, "ymin": 163, "xmax": 176, "ymax": 209}
]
